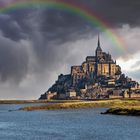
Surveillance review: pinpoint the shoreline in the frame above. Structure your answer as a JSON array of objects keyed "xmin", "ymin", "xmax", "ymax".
[
  {"xmin": 1, "ymin": 98, "xmax": 140, "ymax": 104},
  {"xmin": 0, "ymin": 100, "xmax": 48, "ymax": 104},
  {"xmin": 1, "ymin": 99, "xmax": 140, "ymax": 116},
  {"xmin": 0, "ymin": 99, "xmax": 84, "ymax": 104},
  {"xmin": 20, "ymin": 100, "xmax": 111, "ymax": 111},
  {"xmin": 19, "ymin": 99, "xmax": 140, "ymax": 113}
]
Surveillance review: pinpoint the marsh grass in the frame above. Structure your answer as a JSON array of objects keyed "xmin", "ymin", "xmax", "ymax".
[{"xmin": 19, "ymin": 99, "xmax": 140, "ymax": 111}]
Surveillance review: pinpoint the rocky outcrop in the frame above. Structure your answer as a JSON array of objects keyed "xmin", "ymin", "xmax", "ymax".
[{"xmin": 102, "ymin": 108, "xmax": 140, "ymax": 116}]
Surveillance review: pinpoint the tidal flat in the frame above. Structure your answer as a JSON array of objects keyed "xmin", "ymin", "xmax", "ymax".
[
  {"xmin": 19, "ymin": 99, "xmax": 140, "ymax": 116},
  {"xmin": 1, "ymin": 99, "xmax": 140, "ymax": 116}
]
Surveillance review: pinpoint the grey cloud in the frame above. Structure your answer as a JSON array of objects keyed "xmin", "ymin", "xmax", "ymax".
[
  {"xmin": 80, "ymin": 0, "xmax": 140, "ymax": 27},
  {"xmin": 0, "ymin": 34, "xmax": 29, "ymax": 83},
  {"xmin": 125, "ymin": 69, "xmax": 140, "ymax": 82},
  {"xmin": 131, "ymin": 61, "xmax": 140, "ymax": 69}
]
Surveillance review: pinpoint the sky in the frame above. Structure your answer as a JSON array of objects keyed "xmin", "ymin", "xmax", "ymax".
[{"xmin": 0, "ymin": 0, "xmax": 140, "ymax": 99}]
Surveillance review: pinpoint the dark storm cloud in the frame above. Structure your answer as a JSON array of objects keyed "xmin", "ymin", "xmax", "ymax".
[
  {"xmin": 79, "ymin": 0, "xmax": 140, "ymax": 27},
  {"xmin": 11, "ymin": 9, "xmax": 96, "ymax": 62},
  {"xmin": 0, "ymin": 8, "xmax": 93, "ymax": 83},
  {"xmin": 1, "ymin": 0, "xmax": 139, "ymax": 44},
  {"xmin": 0, "ymin": 34, "xmax": 28, "ymax": 83},
  {"xmin": 1, "ymin": 0, "xmax": 140, "ymax": 41},
  {"xmin": 0, "ymin": 14, "xmax": 25, "ymax": 41}
]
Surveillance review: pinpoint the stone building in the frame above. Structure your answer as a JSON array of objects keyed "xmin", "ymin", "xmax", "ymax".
[{"xmin": 71, "ymin": 35, "xmax": 121, "ymax": 86}]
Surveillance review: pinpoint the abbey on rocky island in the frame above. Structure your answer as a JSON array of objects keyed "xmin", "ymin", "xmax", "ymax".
[{"xmin": 40, "ymin": 36, "xmax": 140, "ymax": 100}]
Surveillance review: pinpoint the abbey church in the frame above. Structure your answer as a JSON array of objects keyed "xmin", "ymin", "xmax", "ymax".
[
  {"xmin": 40, "ymin": 36, "xmax": 140, "ymax": 100},
  {"xmin": 71, "ymin": 36, "xmax": 121, "ymax": 86}
]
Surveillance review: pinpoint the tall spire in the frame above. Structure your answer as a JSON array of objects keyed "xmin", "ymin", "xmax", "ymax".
[
  {"xmin": 96, "ymin": 34, "xmax": 102, "ymax": 57},
  {"xmin": 98, "ymin": 33, "xmax": 100, "ymax": 47},
  {"xmin": 96, "ymin": 34, "xmax": 102, "ymax": 51}
]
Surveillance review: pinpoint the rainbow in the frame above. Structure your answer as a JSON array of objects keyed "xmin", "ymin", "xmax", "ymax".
[{"xmin": 0, "ymin": 0, "xmax": 125, "ymax": 52}]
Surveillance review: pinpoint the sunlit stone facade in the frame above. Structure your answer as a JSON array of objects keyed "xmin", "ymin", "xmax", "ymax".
[{"xmin": 71, "ymin": 36, "xmax": 121, "ymax": 85}]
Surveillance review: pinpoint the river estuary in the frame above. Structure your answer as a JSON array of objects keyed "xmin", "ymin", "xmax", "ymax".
[{"xmin": 0, "ymin": 103, "xmax": 140, "ymax": 140}]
